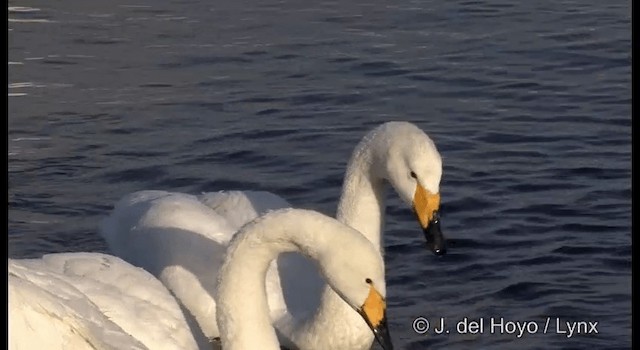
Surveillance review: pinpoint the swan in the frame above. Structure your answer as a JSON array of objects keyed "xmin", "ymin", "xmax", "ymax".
[
  {"xmin": 8, "ymin": 252, "xmax": 198, "ymax": 350},
  {"xmin": 216, "ymin": 208, "xmax": 393, "ymax": 350},
  {"xmin": 100, "ymin": 121, "xmax": 445, "ymax": 349}
]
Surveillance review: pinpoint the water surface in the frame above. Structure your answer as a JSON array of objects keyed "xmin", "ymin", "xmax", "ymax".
[{"xmin": 8, "ymin": 0, "xmax": 631, "ymax": 349}]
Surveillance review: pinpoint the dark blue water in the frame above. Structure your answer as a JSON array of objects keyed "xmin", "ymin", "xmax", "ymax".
[{"xmin": 8, "ymin": 0, "xmax": 631, "ymax": 349}]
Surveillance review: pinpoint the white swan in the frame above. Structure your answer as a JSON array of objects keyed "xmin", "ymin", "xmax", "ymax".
[
  {"xmin": 100, "ymin": 121, "xmax": 445, "ymax": 349},
  {"xmin": 216, "ymin": 208, "xmax": 393, "ymax": 350},
  {"xmin": 8, "ymin": 252, "xmax": 198, "ymax": 350}
]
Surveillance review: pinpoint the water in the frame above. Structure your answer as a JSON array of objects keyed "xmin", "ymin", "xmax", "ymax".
[{"xmin": 8, "ymin": 0, "xmax": 631, "ymax": 349}]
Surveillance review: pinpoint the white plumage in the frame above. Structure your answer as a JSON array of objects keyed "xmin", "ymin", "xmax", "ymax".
[
  {"xmin": 9, "ymin": 252, "xmax": 199, "ymax": 350},
  {"xmin": 100, "ymin": 121, "xmax": 443, "ymax": 349}
]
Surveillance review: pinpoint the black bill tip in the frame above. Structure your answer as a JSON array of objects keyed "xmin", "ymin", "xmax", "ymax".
[
  {"xmin": 358, "ymin": 309, "xmax": 394, "ymax": 350},
  {"xmin": 372, "ymin": 315, "xmax": 394, "ymax": 350},
  {"xmin": 423, "ymin": 211, "xmax": 446, "ymax": 255}
]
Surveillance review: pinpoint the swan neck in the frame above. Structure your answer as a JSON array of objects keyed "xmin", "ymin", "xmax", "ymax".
[
  {"xmin": 336, "ymin": 149, "xmax": 386, "ymax": 252},
  {"xmin": 216, "ymin": 241, "xmax": 281, "ymax": 350},
  {"xmin": 217, "ymin": 210, "xmax": 363, "ymax": 350}
]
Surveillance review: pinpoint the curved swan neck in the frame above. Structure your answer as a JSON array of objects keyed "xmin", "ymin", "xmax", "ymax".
[
  {"xmin": 216, "ymin": 209, "xmax": 370, "ymax": 350},
  {"xmin": 336, "ymin": 134, "xmax": 387, "ymax": 253},
  {"xmin": 216, "ymin": 239, "xmax": 281, "ymax": 350}
]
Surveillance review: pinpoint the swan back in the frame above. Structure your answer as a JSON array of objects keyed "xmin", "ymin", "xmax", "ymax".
[
  {"xmin": 9, "ymin": 258, "xmax": 147, "ymax": 350},
  {"xmin": 216, "ymin": 208, "xmax": 386, "ymax": 350},
  {"xmin": 9, "ymin": 253, "xmax": 198, "ymax": 350},
  {"xmin": 198, "ymin": 190, "xmax": 291, "ymax": 229}
]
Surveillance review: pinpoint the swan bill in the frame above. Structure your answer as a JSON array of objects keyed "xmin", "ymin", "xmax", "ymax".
[
  {"xmin": 358, "ymin": 286, "xmax": 394, "ymax": 350},
  {"xmin": 412, "ymin": 186, "xmax": 446, "ymax": 255},
  {"xmin": 412, "ymin": 185, "xmax": 440, "ymax": 228},
  {"xmin": 423, "ymin": 210, "xmax": 446, "ymax": 255}
]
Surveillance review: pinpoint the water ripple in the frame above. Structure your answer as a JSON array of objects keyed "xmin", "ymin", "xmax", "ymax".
[{"xmin": 8, "ymin": 0, "xmax": 630, "ymax": 348}]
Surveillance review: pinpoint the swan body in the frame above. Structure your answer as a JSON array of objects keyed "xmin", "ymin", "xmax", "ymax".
[
  {"xmin": 8, "ymin": 252, "xmax": 198, "ymax": 350},
  {"xmin": 216, "ymin": 209, "xmax": 392, "ymax": 350},
  {"xmin": 101, "ymin": 121, "xmax": 445, "ymax": 349},
  {"xmin": 101, "ymin": 189, "xmax": 291, "ymax": 341}
]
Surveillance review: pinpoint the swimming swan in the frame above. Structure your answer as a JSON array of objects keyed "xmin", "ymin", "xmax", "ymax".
[
  {"xmin": 8, "ymin": 252, "xmax": 198, "ymax": 350},
  {"xmin": 100, "ymin": 121, "xmax": 445, "ymax": 349},
  {"xmin": 216, "ymin": 208, "xmax": 393, "ymax": 350}
]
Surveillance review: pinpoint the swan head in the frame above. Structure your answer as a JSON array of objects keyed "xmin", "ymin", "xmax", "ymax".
[
  {"xmin": 369, "ymin": 121, "xmax": 447, "ymax": 255},
  {"xmin": 357, "ymin": 279, "xmax": 394, "ymax": 350},
  {"xmin": 319, "ymin": 235, "xmax": 393, "ymax": 350}
]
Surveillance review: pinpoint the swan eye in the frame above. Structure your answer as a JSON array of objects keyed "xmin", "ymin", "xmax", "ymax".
[
  {"xmin": 410, "ymin": 171, "xmax": 417, "ymax": 179},
  {"xmin": 365, "ymin": 278, "xmax": 372, "ymax": 284}
]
